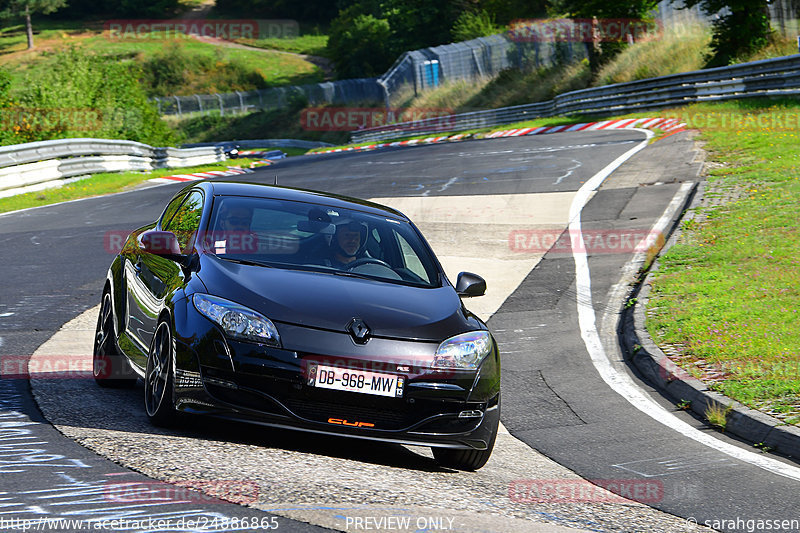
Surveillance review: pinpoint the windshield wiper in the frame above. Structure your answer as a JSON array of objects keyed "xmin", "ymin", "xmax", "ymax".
[{"xmin": 217, "ymin": 256, "xmax": 274, "ymax": 268}]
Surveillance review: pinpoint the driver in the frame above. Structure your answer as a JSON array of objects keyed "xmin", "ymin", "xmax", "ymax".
[
  {"xmin": 211, "ymin": 203, "xmax": 256, "ymax": 254},
  {"xmin": 329, "ymin": 219, "xmax": 367, "ymax": 268}
]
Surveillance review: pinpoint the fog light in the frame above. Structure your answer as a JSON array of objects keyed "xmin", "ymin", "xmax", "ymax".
[{"xmin": 458, "ymin": 410, "xmax": 483, "ymax": 418}]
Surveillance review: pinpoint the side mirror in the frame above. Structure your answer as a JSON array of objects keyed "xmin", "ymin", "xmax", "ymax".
[
  {"xmin": 138, "ymin": 230, "xmax": 182, "ymax": 256},
  {"xmin": 455, "ymin": 272, "xmax": 486, "ymax": 297}
]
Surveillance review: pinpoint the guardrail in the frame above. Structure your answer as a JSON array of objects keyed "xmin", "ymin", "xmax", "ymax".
[
  {"xmin": 181, "ymin": 139, "xmax": 333, "ymax": 149},
  {"xmin": 0, "ymin": 138, "xmax": 225, "ymax": 195},
  {"xmin": 351, "ymin": 54, "xmax": 800, "ymax": 143}
]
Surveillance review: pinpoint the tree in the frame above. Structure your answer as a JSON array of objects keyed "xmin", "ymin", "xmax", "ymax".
[
  {"xmin": 0, "ymin": 0, "xmax": 67, "ymax": 49},
  {"xmin": 383, "ymin": 0, "xmax": 461, "ymax": 53},
  {"xmin": 551, "ymin": 0, "xmax": 660, "ymax": 75},
  {"xmin": 679, "ymin": 0, "xmax": 770, "ymax": 66},
  {"xmin": 327, "ymin": 5, "xmax": 394, "ymax": 79}
]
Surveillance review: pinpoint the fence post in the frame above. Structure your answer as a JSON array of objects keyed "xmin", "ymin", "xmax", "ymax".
[
  {"xmin": 215, "ymin": 93, "xmax": 224, "ymax": 117},
  {"xmin": 235, "ymin": 91, "xmax": 245, "ymax": 114},
  {"xmin": 174, "ymin": 96, "xmax": 182, "ymax": 117},
  {"xmin": 378, "ymin": 79, "xmax": 391, "ymax": 112},
  {"xmin": 195, "ymin": 95, "xmax": 203, "ymax": 113}
]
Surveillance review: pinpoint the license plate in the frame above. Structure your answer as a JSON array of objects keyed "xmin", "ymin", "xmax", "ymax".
[{"xmin": 307, "ymin": 364, "xmax": 404, "ymax": 398}]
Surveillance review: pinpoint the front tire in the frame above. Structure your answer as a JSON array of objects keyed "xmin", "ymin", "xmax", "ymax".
[
  {"xmin": 145, "ymin": 320, "xmax": 177, "ymax": 426},
  {"xmin": 93, "ymin": 292, "xmax": 137, "ymax": 388}
]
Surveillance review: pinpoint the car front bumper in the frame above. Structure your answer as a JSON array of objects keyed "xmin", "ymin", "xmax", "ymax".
[{"xmin": 170, "ymin": 300, "xmax": 501, "ymax": 450}]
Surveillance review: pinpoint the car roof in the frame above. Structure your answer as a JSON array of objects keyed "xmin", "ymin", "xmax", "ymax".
[{"xmin": 195, "ymin": 181, "xmax": 409, "ymax": 221}]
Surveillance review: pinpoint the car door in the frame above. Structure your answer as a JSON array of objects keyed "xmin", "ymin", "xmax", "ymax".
[{"xmin": 124, "ymin": 190, "xmax": 204, "ymax": 368}]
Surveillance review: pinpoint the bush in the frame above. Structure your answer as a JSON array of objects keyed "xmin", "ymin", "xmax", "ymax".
[
  {"xmin": 6, "ymin": 48, "xmax": 176, "ymax": 146},
  {"xmin": 139, "ymin": 42, "xmax": 268, "ymax": 97}
]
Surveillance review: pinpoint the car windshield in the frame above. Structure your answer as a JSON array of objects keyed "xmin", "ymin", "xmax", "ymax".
[{"xmin": 205, "ymin": 195, "xmax": 441, "ymax": 288}]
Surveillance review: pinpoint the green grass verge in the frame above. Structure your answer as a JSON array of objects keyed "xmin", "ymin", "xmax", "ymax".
[
  {"xmin": 0, "ymin": 158, "xmax": 270, "ymax": 214},
  {"xmin": 645, "ymin": 99, "xmax": 800, "ymax": 425},
  {"xmin": 235, "ymin": 34, "xmax": 329, "ymax": 57},
  {"xmin": 0, "ymin": 24, "xmax": 323, "ymax": 95}
]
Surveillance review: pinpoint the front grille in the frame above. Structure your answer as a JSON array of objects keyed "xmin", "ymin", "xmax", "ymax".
[{"xmin": 202, "ymin": 365, "xmax": 471, "ymax": 432}]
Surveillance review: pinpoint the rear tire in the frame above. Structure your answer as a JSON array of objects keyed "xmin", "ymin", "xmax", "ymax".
[
  {"xmin": 145, "ymin": 320, "xmax": 177, "ymax": 427},
  {"xmin": 432, "ymin": 400, "xmax": 499, "ymax": 471},
  {"xmin": 93, "ymin": 292, "xmax": 137, "ymax": 388}
]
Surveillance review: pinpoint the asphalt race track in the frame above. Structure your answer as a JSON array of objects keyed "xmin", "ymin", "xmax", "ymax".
[{"xmin": 1, "ymin": 130, "xmax": 799, "ymax": 532}]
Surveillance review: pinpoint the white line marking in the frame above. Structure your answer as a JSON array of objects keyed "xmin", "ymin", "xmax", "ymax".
[
  {"xmin": 438, "ymin": 177, "xmax": 459, "ymax": 192},
  {"xmin": 569, "ymin": 128, "xmax": 800, "ymax": 482}
]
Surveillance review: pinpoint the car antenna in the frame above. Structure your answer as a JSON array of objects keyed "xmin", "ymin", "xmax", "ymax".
[{"xmin": 274, "ymin": 175, "xmax": 278, "ymax": 185}]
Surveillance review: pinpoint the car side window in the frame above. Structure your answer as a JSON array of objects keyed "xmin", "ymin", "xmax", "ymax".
[
  {"xmin": 159, "ymin": 193, "xmax": 187, "ymax": 230},
  {"xmin": 164, "ymin": 191, "xmax": 204, "ymax": 252},
  {"xmin": 396, "ymin": 233, "xmax": 428, "ymax": 282}
]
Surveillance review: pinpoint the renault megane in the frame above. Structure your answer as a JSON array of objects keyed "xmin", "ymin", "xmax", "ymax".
[{"xmin": 93, "ymin": 181, "xmax": 500, "ymax": 470}]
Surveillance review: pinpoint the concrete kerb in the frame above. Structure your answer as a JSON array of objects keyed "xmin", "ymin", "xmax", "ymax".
[
  {"xmin": 619, "ymin": 182, "xmax": 800, "ymax": 460},
  {"xmin": 310, "ymin": 118, "xmax": 688, "ymax": 156}
]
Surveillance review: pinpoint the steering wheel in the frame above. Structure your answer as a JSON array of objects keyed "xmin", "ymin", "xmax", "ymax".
[{"xmin": 345, "ymin": 257, "xmax": 392, "ymax": 270}]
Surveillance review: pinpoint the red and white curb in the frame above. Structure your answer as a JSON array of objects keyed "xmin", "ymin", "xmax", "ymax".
[
  {"xmin": 311, "ymin": 117, "xmax": 687, "ymax": 156},
  {"xmin": 248, "ymin": 159, "xmax": 276, "ymax": 168},
  {"xmin": 148, "ymin": 167, "xmax": 253, "ymax": 185}
]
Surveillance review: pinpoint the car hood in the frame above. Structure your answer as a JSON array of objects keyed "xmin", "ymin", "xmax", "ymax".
[{"xmin": 196, "ymin": 255, "xmax": 477, "ymax": 341}]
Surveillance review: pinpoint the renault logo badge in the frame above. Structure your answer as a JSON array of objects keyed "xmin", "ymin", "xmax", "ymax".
[{"xmin": 347, "ymin": 318, "xmax": 371, "ymax": 344}]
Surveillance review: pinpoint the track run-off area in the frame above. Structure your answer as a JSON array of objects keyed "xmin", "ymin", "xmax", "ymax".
[{"xmin": 1, "ymin": 130, "xmax": 799, "ymax": 532}]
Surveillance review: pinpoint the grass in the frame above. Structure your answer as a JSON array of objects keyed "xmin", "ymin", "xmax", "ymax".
[
  {"xmin": 235, "ymin": 34, "xmax": 329, "ymax": 57},
  {"xmin": 0, "ymin": 158, "xmax": 270, "ymax": 214},
  {"xmin": 0, "ymin": 24, "xmax": 324, "ymax": 96},
  {"xmin": 645, "ymin": 98, "xmax": 800, "ymax": 425},
  {"xmin": 705, "ymin": 402, "xmax": 732, "ymax": 431},
  {"xmin": 594, "ymin": 23, "xmax": 711, "ymax": 86}
]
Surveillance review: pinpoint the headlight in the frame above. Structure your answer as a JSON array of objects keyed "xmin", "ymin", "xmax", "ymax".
[
  {"xmin": 193, "ymin": 294, "xmax": 280, "ymax": 346},
  {"xmin": 432, "ymin": 330, "xmax": 492, "ymax": 370}
]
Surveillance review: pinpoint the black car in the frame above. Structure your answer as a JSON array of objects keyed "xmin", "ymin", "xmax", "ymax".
[{"xmin": 93, "ymin": 181, "xmax": 500, "ymax": 470}]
